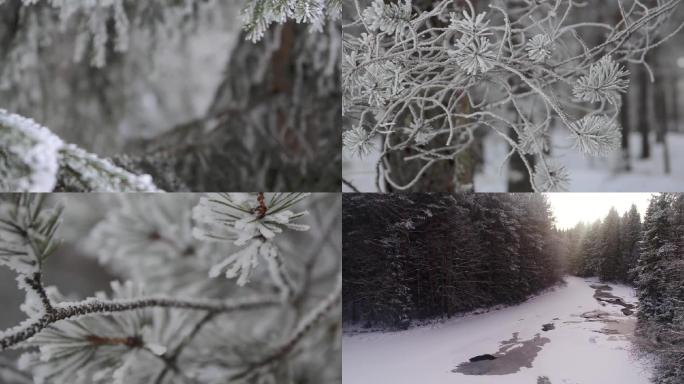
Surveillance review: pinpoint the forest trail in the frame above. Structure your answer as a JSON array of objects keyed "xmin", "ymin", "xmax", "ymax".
[{"xmin": 342, "ymin": 276, "xmax": 653, "ymax": 384}]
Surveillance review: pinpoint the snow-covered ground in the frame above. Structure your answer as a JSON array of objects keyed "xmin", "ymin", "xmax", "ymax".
[
  {"xmin": 476, "ymin": 131, "xmax": 684, "ymax": 192},
  {"xmin": 343, "ymin": 131, "xmax": 684, "ymax": 192},
  {"xmin": 342, "ymin": 276, "xmax": 653, "ymax": 384}
]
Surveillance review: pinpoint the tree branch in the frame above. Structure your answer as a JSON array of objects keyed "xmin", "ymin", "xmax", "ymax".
[
  {"xmin": 0, "ymin": 295, "xmax": 280, "ymax": 351},
  {"xmin": 23, "ymin": 272, "xmax": 54, "ymax": 314}
]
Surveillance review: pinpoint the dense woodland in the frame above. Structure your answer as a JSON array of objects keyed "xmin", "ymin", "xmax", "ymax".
[
  {"xmin": 343, "ymin": 192, "xmax": 684, "ymax": 383},
  {"xmin": 342, "ymin": 193, "xmax": 563, "ymax": 329}
]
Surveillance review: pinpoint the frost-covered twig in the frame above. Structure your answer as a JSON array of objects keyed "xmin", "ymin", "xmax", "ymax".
[{"xmin": 0, "ymin": 295, "xmax": 280, "ymax": 351}]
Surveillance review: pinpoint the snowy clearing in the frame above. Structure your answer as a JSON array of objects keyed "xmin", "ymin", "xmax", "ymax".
[
  {"xmin": 343, "ymin": 132, "xmax": 684, "ymax": 192},
  {"xmin": 342, "ymin": 276, "xmax": 653, "ymax": 384}
]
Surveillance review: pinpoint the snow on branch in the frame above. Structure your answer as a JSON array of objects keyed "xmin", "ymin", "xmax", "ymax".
[
  {"xmin": 193, "ymin": 193, "xmax": 310, "ymax": 299},
  {"xmin": 0, "ymin": 110, "xmax": 160, "ymax": 192},
  {"xmin": 242, "ymin": 0, "xmax": 341, "ymax": 42},
  {"xmin": 343, "ymin": 0, "xmax": 684, "ymax": 191}
]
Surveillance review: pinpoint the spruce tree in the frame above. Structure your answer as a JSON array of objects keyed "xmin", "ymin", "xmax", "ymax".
[
  {"xmin": 620, "ymin": 204, "xmax": 642, "ymax": 283},
  {"xmin": 636, "ymin": 193, "xmax": 675, "ymax": 324},
  {"xmin": 598, "ymin": 207, "xmax": 622, "ymax": 281},
  {"xmin": 578, "ymin": 220, "xmax": 603, "ymax": 277}
]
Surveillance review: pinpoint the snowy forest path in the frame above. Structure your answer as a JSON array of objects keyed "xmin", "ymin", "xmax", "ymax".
[{"xmin": 342, "ymin": 276, "xmax": 653, "ymax": 384}]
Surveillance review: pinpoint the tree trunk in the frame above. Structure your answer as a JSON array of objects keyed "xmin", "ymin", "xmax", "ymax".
[
  {"xmin": 620, "ymin": 91, "xmax": 631, "ymax": 171},
  {"xmin": 0, "ymin": 0, "xmax": 21, "ymax": 54},
  {"xmin": 638, "ymin": 65, "xmax": 651, "ymax": 159},
  {"xmin": 669, "ymin": 73, "xmax": 679, "ymax": 133},
  {"xmin": 652, "ymin": 52, "xmax": 671, "ymax": 173},
  {"xmin": 383, "ymin": 1, "xmax": 477, "ymax": 193},
  {"xmin": 508, "ymin": 126, "xmax": 535, "ymax": 192},
  {"xmin": 125, "ymin": 21, "xmax": 341, "ymax": 191}
]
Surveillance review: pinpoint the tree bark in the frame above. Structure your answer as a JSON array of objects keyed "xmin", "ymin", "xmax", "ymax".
[
  {"xmin": 507, "ymin": 126, "xmax": 535, "ymax": 192},
  {"xmin": 620, "ymin": 91, "xmax": 631, "ymax": 172},
  {"xmin": 127, "ymin": 21, "xmax": 341, "ymax": 191}
]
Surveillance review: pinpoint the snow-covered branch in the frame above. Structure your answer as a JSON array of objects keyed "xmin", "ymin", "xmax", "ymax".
[
  {"xmin": 0, "ymin": 295, "xmax": 280, "ymax": 351},
  {"xmin": 0, "ymin": 110, "xmax": 160, "ymax": 192},
  {"xmin": 343, "ymin": 0, "xmax": 684, "ymax": 191}
]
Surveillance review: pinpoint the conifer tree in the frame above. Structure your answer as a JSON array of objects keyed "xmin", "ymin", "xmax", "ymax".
[
  {"xmin": 598, "ymin": 207, "xmax": 622, "ymax": 281},
  {"xmin": 636, "ymin": 193, "xmax": 675, "ymax": 324},
  {"xmin": 577, "ymin": 220, "xmax": 603, "ymax": 277},
  {"xmin": 620, "ymin": 204, "xmax": 642, "ymax": 283}
]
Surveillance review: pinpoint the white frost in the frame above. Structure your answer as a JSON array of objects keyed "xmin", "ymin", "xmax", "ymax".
[{"xmin": 0, "ymin": 109, "xmax": 63, "ymax": 192}]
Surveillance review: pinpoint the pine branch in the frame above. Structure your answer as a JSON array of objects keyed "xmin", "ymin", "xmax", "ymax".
[
  {"xmin": 0, "ymin": 295, "xmax": 280, "ymax": 351},
  {"xmin": 0, "ymin": 110, "xmax": 160, "ymax": 192}
]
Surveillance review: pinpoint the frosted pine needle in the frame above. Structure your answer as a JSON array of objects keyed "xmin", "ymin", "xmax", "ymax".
[
  {"xmin": 533, "ymin": 161, "xmax": 570, "ymax": 192},
  {"xmin": 362, "ymin": 0, "xmax": 412, "ymax": 36},
  {"xmin": 573, "ymin": 56, "xmax": 630, "ymax": 105},
  {"xmin": 570, "ymin": 115, "xmax": 622, "ymax": 157},
  {"xmin": 343, "ymin": 125, "xmax": 376, "ymax": 158},
  {"xmin": 450, "ymin": 36, "xmax": 495, "ymax": 75},
  {"xmin": 526, "ymin": 34, "xmax": 553, "ymax": 62},
  {"xmin": 449, "ymin": 10, "xmax": 492, "ymax": 37}
]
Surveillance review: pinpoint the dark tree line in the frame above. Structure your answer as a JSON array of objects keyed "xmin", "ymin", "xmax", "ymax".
[
  {"xmin": 342, "ymin": 193, "xmax": 563, "ymax": 330},
  {"xmin": 563, "ymin": 194, "xmax": 684, "ymax": 383}
]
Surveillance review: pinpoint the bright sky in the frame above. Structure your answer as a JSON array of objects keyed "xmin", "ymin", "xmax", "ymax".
[{"xmin": 545, "ymin": 193, "xmax": 655, "ymax": 229}]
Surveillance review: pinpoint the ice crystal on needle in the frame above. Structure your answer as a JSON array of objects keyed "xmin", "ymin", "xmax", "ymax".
[{"xmin": 193, "ymin": 193, "xmax": 309, "ymax": 286}]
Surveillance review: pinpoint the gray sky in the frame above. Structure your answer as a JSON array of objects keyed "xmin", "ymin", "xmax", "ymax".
[{"xmin": 545, "ymin": 193, "xmax": 654, "ymax": 229}]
